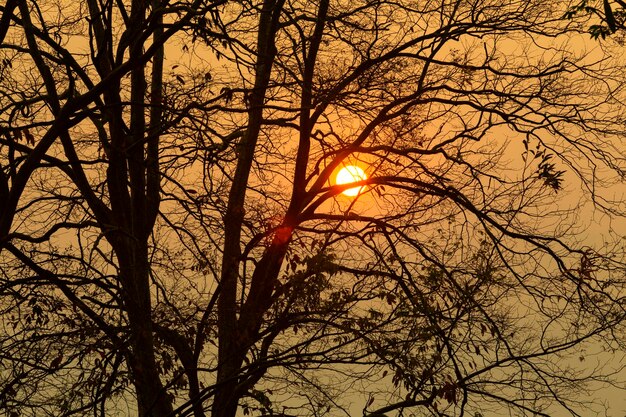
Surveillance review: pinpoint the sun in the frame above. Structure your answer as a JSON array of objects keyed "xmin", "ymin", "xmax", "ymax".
[{"xmin": 336, "ymin": 165, "xmax": 367, "ymax": 196}]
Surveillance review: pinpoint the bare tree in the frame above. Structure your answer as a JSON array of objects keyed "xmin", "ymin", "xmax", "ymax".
[{"xmin": 1, "ymin": 0, "xmax": 626, "ymax": 416}]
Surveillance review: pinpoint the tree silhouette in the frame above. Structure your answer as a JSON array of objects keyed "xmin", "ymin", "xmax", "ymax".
[
  {"xmin": 1, "ymin": 0, "xmax": 626, "ymax": 416},
  {"xmin": 564, "ymin": 0, "xmax": 626, "ymax": 38}
]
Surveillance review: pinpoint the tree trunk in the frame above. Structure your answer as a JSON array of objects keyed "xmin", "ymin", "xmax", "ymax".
[
  {"xmin": 121, "ymin": 243, "xmax": 174, "ymax": 417},
  {"xmin": 213, "ymin": 1, "xmax": 284, "ymax": 416}
]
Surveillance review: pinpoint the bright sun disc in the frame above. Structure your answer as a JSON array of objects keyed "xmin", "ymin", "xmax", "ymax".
[{"xmin": 336, "ymin": 165, "xmax": 367, "ymax": 196}]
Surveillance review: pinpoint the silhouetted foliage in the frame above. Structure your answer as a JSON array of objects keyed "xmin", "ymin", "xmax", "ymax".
[{"xmin": 565, "ymin": 0, "xmax": 626, "ymax": 37}]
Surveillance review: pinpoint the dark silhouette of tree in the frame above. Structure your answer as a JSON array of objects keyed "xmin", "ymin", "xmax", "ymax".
[
  {"xmin": 565, "ymin": 0, "xmax": 626, "ymax": 38},
  {"xmin": 1, "ymin": 0, "xmax": 626, "ymax": 416}
]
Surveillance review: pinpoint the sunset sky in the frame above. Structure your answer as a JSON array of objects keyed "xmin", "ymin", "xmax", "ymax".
[{"xmin": 1, "ymin": 0, "xmax": 626, "ymax": 416}]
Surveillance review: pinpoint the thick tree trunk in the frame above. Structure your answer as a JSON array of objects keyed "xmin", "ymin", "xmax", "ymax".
[
  {"xmin": 111, "ymin": 0, "xmax": 172, "ymax": 412},
  {"xmin": 121, "ymin": 243, "xmax": 173, "ymax": 417},
  {"xmin": 213, "ymin": 1, "xmax": 284, "ymax": 417}
]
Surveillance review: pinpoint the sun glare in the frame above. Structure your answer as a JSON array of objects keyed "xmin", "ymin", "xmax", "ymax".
[{"xmin": 336, "ymin": 165, "xmax": 367, "ymax": 196}]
